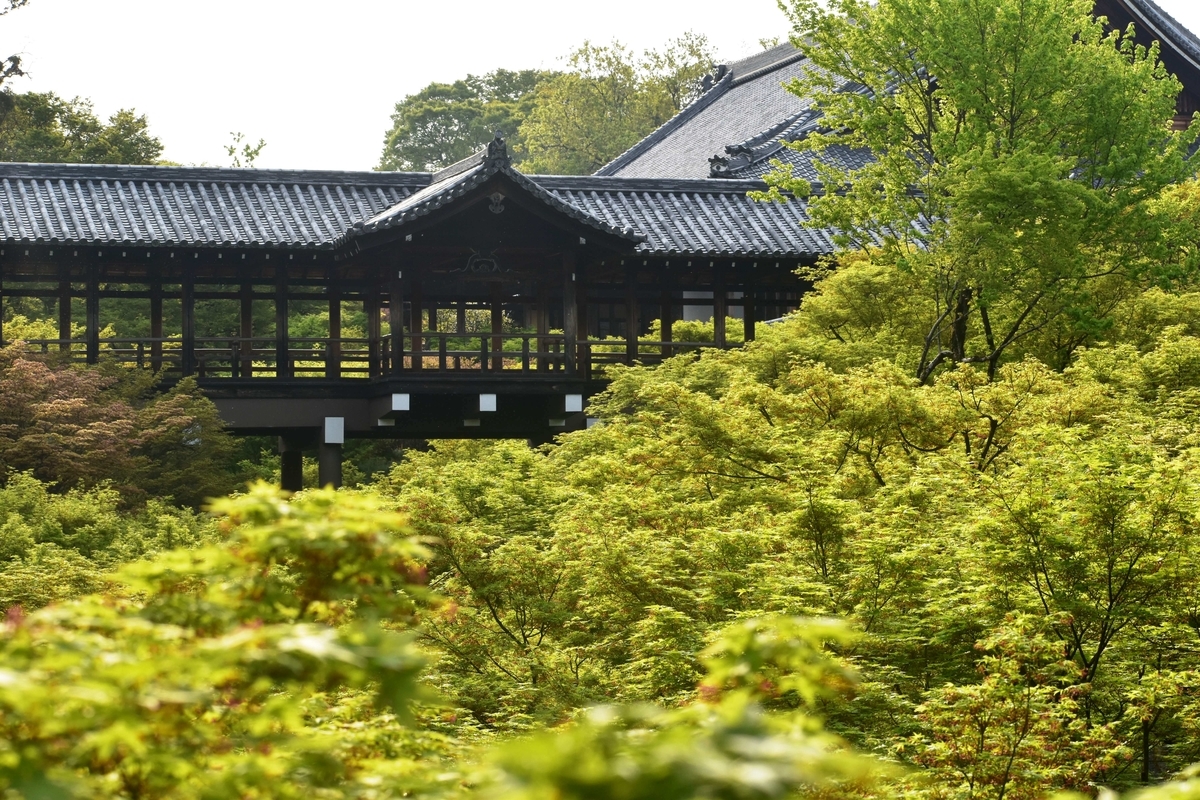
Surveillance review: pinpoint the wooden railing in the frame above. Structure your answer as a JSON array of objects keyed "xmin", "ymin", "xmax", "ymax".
[
  {"xmin": 2, "ymin": 334, "xmax": 728, "ymax": 379},
  {"xmin": 192, "ymin": 337, "xmax": 375, "ymax": 379},
  {"xmin": 12, "ymin": 337, "xmax": 184, "ymax": 370},
  {"xmin": 383, "ymin": 332, "xmax": 569, "ymax": 373}
]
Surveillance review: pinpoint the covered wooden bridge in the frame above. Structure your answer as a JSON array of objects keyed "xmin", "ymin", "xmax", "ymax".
[{"xmin": 0, "ymin": 134, "xmax": 824, "ymax": 487}]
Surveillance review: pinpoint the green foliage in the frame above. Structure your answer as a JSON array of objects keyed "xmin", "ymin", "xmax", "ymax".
[
  {"xmin": 906, "ymin": 616, "xmax": 1126, "ymax": 800},
  {"xmin": 765, "ymin": 0, "xmax": 1191, "ymax": 382},
  {"xmin": 11, "ymin": 283, "xmax": 1200, "ymax": 797},
  {"xmin": 0, "ymin": 485, "xmax": 430, "ymax": 799},
  {"xmin": 12, "ymin": 4, "xmax": 1200, "ymax": 795},
  {"xmin": 380, "ymin": 70, "xmax": 553, "ymax": 172},
  {"xmin": 379, "ymin": 34, "xmax": 713, "ymax": 176},
  {"xmin": 487, "ymin": 616, "xmax": 889, "ymax": 800},
  {"xmin": 0, "ymin": 92, "xmax": 163, "ymax": 164},
  {"xmin": 226, "ymin": 131, "xmax": 267, "ymax": 167},
  {"xmin": 367, "ymin": 280, "xmax": 1200, "ymax": 792},
  {"xmin": 0, "ymin": 472, "xmax": 214, "ymax": 612}
]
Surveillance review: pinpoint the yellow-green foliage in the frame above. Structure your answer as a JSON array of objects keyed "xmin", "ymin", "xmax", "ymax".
[
  {"xmin": 372, "ymin": 301, "xmax": 1200, "ymax": 797},
  {"xmin": 0, "ymin": 485, "xmax": 431, "ymax": 799}
]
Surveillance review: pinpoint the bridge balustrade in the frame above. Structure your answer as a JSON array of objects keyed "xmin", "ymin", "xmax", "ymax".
[
  {"xmin": 3, "ymin": 334, "xmax": 732, "ymax": 379},
  {"xmin": 383, "ymin": 332, "xmax": 569, "ymax": 373}
]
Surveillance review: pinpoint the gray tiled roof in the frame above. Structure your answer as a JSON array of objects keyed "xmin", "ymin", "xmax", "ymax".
[
  {"xmin": 597, "ymin": 44, "xmax": 823, "ymax": 179},
  {"xmin": 541, "ymin": 177, "xmax": 832, "ymax": 257},
  {"xmin": 0, "ymin": 164, "xmax": 422, "ymax": 249},
  {"xmin": 0, "ymin": 162, "xmax": 834, "ymax": 260}
]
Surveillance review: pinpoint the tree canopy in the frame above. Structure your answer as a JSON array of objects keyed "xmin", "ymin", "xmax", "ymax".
[
  {"xmin": 518, "ymin": 34, "xmax": 714, "ymax": 174},
  {"xmin": 378, "ymin": 34, "xmax": 716, "ymax": 175},
  {"xmin": 0, "ymin": 92, "xmax": 163, "ymax": 164},
  {"xmin": 380, "ymin": 69, "xmax": 553, "ymax": 172},
  {"xmin": 762, "ymin": 0, "xmax": 1193, "ymax": 383}
]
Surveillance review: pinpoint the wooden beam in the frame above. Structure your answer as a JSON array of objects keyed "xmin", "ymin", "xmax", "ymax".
[
  {"xmin": 661, "ymin": 287, "xmax": 673, "ymax": 359},
  {"xmin": 537, "ymin": 279, "xmax": 549, "ymax": 372},
  {"xmin": 744, "ymin": 274, "xmax": 756, "ymax": 343},
  {"xmin": 279, "ymin": 436, "xmax": 304, "ymax": 492},
  {"xmin": 490, "ymin": 282, "xmax": 503, "ymax": 369},
  {"xmin": 366, "ymin": 285, "xmax": 382, "ymax": 379},
  {"xmin": 85, "ymin": 262, "xmax": 99, "ymax": 362},
  {"xmin": 578, "ymin": 265, "xmax": 590, "ymax": 380}
]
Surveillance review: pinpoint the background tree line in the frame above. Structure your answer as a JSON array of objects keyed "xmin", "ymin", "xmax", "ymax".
[{"xmin": 378, "ymin": 33, "xmax": 715, "ymax": 175}]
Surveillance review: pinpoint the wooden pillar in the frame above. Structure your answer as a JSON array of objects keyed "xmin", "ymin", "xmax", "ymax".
[
  {"xmin": 319, "ymin": 444, "xmax": 343, "ymax": 489},
  {"xmin": 388, "ymin": 274, "xmax": 404, "ymax": 375},
  {"xmin": 85, "ymin": 263, "xmax": 100, "ymax": 364},
  {"xmin": 537, "ymin": 280, "xmax": 549, "ymax": 372},
  {"xmin": 563, "ymin": 249, "xmax": 577, "ymax": 376},
  {"xmin": 279, "ymin": 436, "xmax": 304, "ymax": 492},
  {"xmin": 713, "ymin": 266, "xmax": 727, "ymax": 349},
  {"xmin": 150, "ymin": 279, "xmax": 163, "ymax": 371},
  {"xmin": 182, "ymin": 273, "xmax": 196, "ymax": 377},
  {"xmin": 490, "ymin": 282, "xmax": 504, "ymax": 367},
  {"xmin": 58, "ymin": 276, "xmax": 71, "ymax": 354},
  {"xmin": 366, "ymin": 286, "xmax": 382, "ymax": 378},
  {"xmin": 744, "ymin": 276, "xmax": 756, "ymax": 343},
  {"xmin": 456, "ymin": 300, "xmax": 467, "ymax": 335},
  {"xmin": 625, "ymin": 266, "xmax": 638, "ymax": 364},
  {"xmin": 239, "ymin": 282, "xmax": 253, "ymax": 378},
  {"xmin": 428, "ymin": 300, "xmax": 438, "ymax": 332},
  {"xmin": 326, "ymin": 283, "xmax": 341, "ymax": 379},
  {"xmin": 660, "ymin": 287, "xmax": 673, "ymax": 359},
  {"xmin": 275, "ymin": 268, "xmax": 290, "ymax": 378},
  {"xmin": 577, "ymin": 269, "xmax": 590, "ymax": 380},
  {"xmin": 410, "ymin": 279, "xmax": 423, "ymax": 372}
]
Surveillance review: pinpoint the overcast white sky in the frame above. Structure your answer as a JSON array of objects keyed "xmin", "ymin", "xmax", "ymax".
[{"xmin": 1, "ymin": 0, "xmax": 1198, "ymax": 172}]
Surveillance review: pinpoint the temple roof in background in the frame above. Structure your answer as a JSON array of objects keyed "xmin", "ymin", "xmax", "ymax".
[{"xmin": 601, "ymin": 0, "xmax": 1200, "ymax": 182}]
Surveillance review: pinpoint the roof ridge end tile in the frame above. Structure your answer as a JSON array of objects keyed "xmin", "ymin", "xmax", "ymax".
[{"xmin": 730, "ymin": 48, "xmax": 808, "ymax": 86}]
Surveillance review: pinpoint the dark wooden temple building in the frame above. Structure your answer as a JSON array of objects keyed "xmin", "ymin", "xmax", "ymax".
[
  {"xmin": 0, "ymin": 136, "xmax": 822, "ymax": 487},
  {"xmin": 0, "ymin": 0, "xmax": 1196, "ymax": 488}
]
